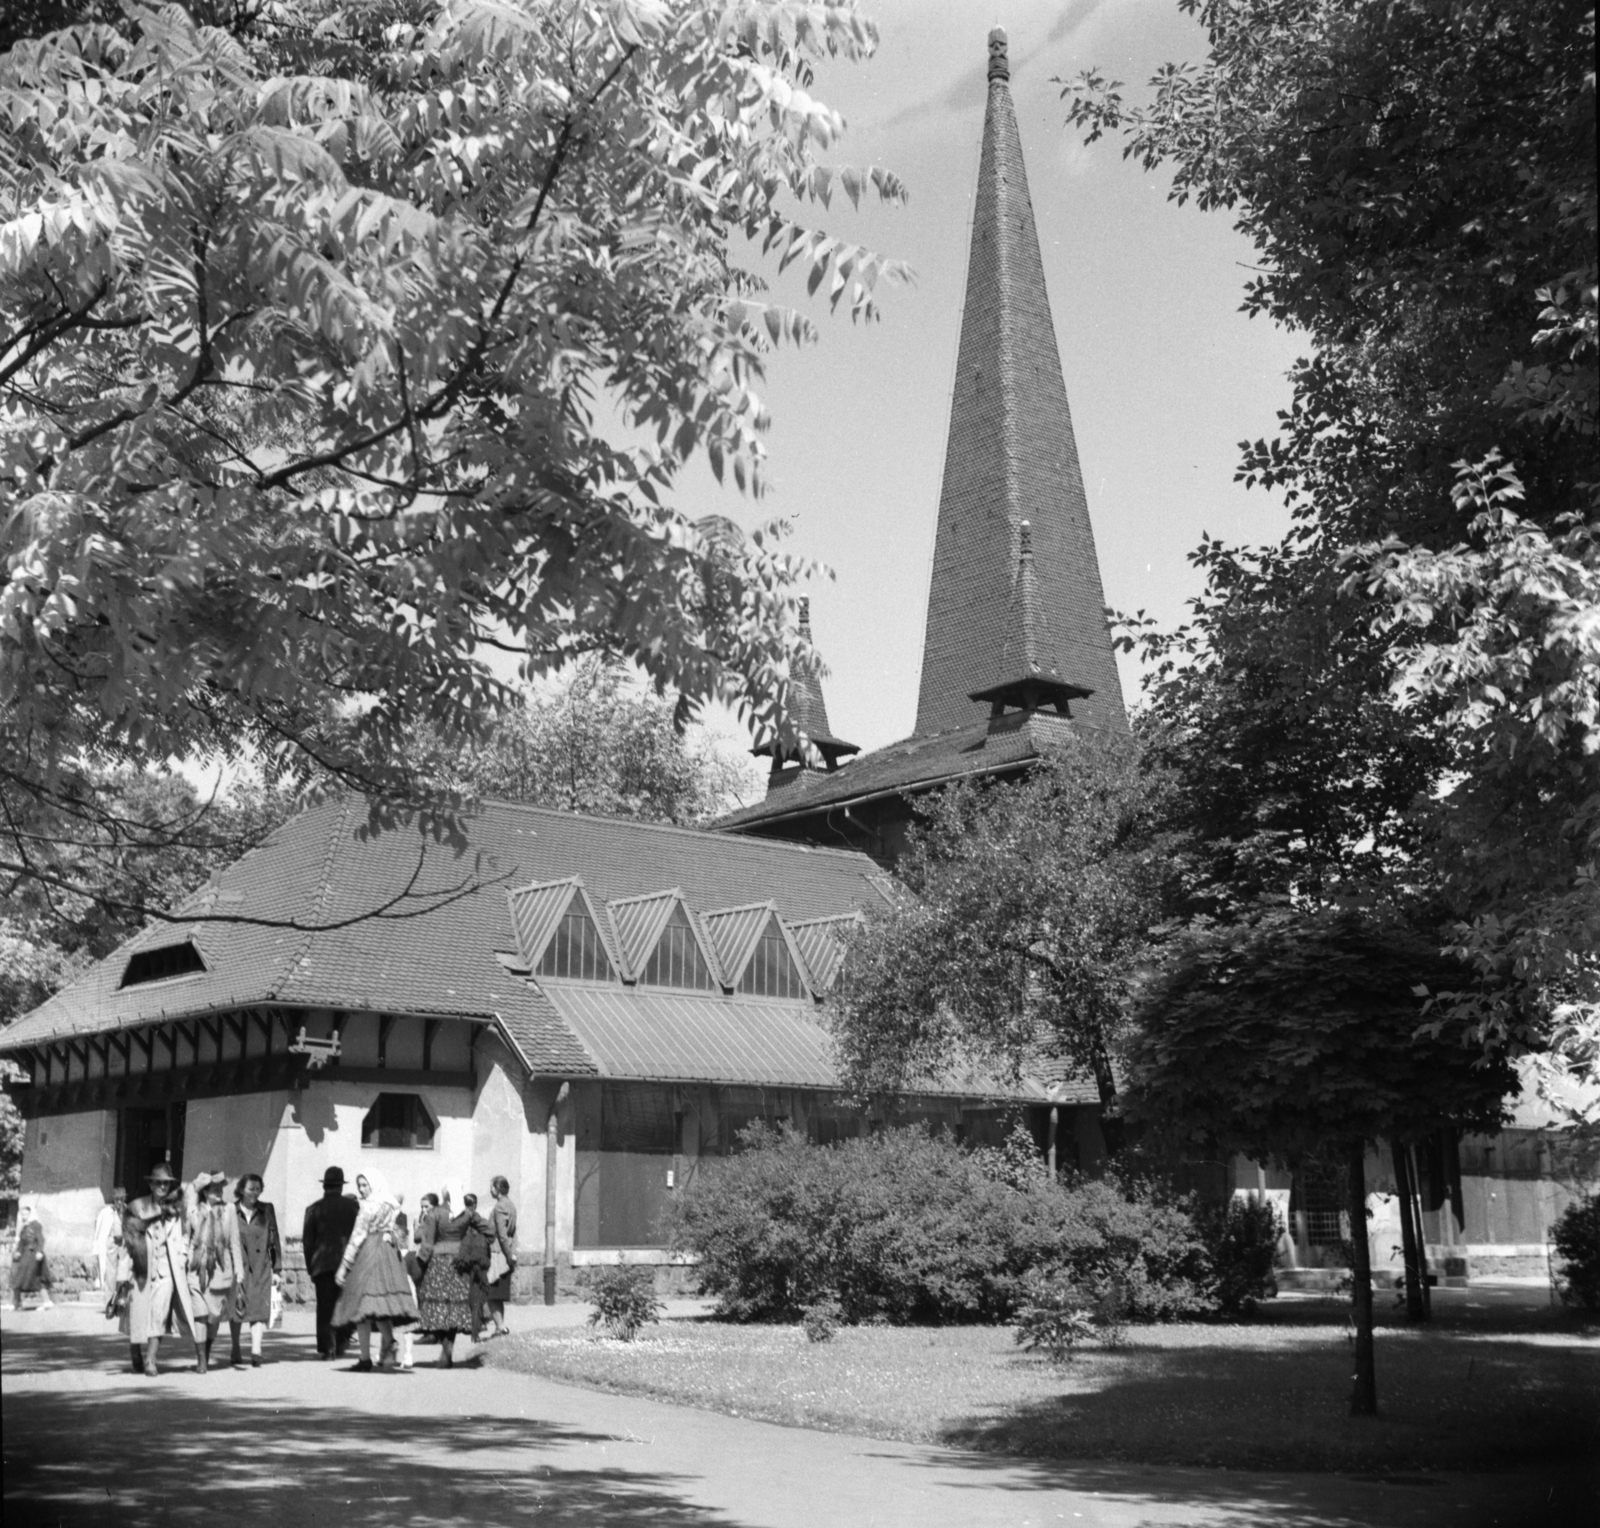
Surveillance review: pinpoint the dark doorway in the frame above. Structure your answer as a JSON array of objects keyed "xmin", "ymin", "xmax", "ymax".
[{"xmin": 116, "ymin": 1102, "xmax": 186, "ymax": 1189}]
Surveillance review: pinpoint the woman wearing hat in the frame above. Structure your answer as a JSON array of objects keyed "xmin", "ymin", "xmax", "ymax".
[
  {"xmin": 120, "ymin": 1163, "xmax": 203, "ymax": 1376},
  {"xmin": 331, "ymin": 1168, "xmax": 417, "ymax": 1371},
  {"xmin": 184, "ymin": 1170, "xmax": 243, "ymax": 1373}
]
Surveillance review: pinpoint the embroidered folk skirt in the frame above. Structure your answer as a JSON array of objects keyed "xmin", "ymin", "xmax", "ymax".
[
  {"xmin": 331, "ymin": 1237, "xmax": 417, "ymax": 1328},
  {"xmin": 415, "ymin": 1253, "xmax": 475, "ymax": 1337}
]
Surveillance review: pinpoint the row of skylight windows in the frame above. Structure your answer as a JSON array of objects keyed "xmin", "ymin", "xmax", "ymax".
[{"xmin": 534, "ymin": 903, "xmax": 806, "ymax": 998}]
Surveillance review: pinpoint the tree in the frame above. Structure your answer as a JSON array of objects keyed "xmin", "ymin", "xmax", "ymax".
[
  {"xmin": 827, "ymin": 732, "xmax": 1176, "ymax": 1151},
  {"xmin": 0, "ymin": 762, "xmax": 297, "ymax": 1193},
  {"xmin": 403, "ymin": 656, "xmax": 762, "ymax": 823},
  {"xmin": 1065, "ymin": 0, "xmax": 1597, "ymax": 1094},
  {"xmin": 1128, "ymin": 908, "xmax": 1514, "ymax": 1412},
  {"xmin": 0, "ymin": 0, "xmax": 907, "ymax": 915}
]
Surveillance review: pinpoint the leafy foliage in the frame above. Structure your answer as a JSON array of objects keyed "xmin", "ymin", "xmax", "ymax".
[
  {"xmin": 1063, "ymin": 0, "xmax": 1597, "ymax": 1099},
  {"xmin": 584, "ymin": 1264, "xmax": 665, "ymax": 1341},
  {"xmin": 1202, "ymin": 1196, "xmax": 1282, "ymax": 1316},
  {"xmin": 400, "ymin": 656, "xmax": 761, "ymax": 824},
  {"xmin": 827, "ymin": 733, "xmax": 1176, "ymax": 1140},
  {"xmin": 1011, "ymin": 1270, "xmax": 1126, "ymax": 1361},
  {"xmin": 669, "ymin": 1124, "xmax": 1213, "ymax": 1325},
  {"xmin": 1551, "ymin": 1192, "xmax": 1600, "ymax": 1312},
  {"xmin": 1128, "ymin": 909, "xmax": 1515, "ymax": 1162},
  {"xmin": 800, "ymin": 1293, "xmax": 842, "ymax": 1342},
  {"xmin": 0, "ymin": 0, "xmax": 907, "ymax": 908}
]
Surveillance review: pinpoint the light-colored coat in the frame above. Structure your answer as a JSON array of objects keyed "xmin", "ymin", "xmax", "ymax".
[{"xmin": 119, "ymin": 1200, "xmax": 196, "ymax": 1344}]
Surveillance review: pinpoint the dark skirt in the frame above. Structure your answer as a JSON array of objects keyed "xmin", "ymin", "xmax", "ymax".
[
  {"xmin": 331, "ymin": 1235, "xmax": 417, "ymax": 1328},
  {"xmin": 11, "ymin": 1251, "xmax": 52, "ymax": 1294},
  {"xmin": 416, "ymin": 1253, "xmax": 474, "ymax": 1337},
  {"xmin": 484, "ymin": 1271, "xmax": 512, "ymax": 1302}
]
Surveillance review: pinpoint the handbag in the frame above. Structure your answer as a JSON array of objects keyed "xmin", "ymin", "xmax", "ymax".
[
  {"xmin": 487, "ymin": 1242, "xmax": 510, "ymax": 1286},
  {"xmin": 404, "ymin": 1251, "xmax": 424, "ymax": 1286},
  {"xmin": 269, "ymin": 1283, "xmax": 284, "ymax": 1329}
]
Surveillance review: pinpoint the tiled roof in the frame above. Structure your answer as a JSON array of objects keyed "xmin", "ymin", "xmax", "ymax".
[
  {"xmin": 756, "ymin": 597, "xmax": 858, "ymax": 763},
  {"xmin": 538, "ymin": 982, "xmax": 1046, "ymax": 1099},
  {"xmin": 606, "ymin": 889, "xmax": 683, "ymax": 980},
  {"xmin": 0, "ymin": 798, "xmax": 894, "ymax": 1074},
  {"xmin": 507, "ymin": 878, "xmax": 580, "ymax": 970},
  {"xmin": 716, "ymin": 711, "xmax": 1081, "ymax": 831},
  {"xmin": 913, "ymin": 34, "xmax": 1126, "ymax": 739}
]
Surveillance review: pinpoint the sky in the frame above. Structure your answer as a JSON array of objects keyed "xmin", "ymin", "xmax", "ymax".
[{"xmin": 673, "ymin": 0, "xmax": 1308, "ymax": 755}]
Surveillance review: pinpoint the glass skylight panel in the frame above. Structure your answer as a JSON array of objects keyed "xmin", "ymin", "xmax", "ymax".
[
  {"xmin": 537, "ymin": 906, "xmax": 614, "ymax": 982},
  {"xmin": 641, "ymin": 907, "xmax": 715, "ymax": 990},
  {"xmin": 738, "ymin": 918, "xmax": 805, "ymax": 1000}
]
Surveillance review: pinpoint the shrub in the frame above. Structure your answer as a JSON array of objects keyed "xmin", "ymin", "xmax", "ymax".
[
  {"xmin": 584, "ymin": 1266, "xmax": 664, "ymax": 1341},
  {"xmin": 1552, "ymin": 1193, "xmax": 1600, "ymax": 1311},
  {"xmin": 670, "ymin": 1124, "xmax": 1212, "ymax": 1325},
  {"xmin": 801, "ymin": 1294, "xmax": 842, "ymax": 1343},
  {"xmin": 1012, "ymin": 1269, "xmax": 1126, "ymax": 1361},
  {"xmin": 1202, "ymin": 1196, "xmax": 1283, "ymax": 1315}
]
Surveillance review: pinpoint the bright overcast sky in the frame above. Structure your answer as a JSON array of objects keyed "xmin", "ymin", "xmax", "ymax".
[{"xmin": 672, "ymin": 0, "xmax": 1307, "ymax": 754}]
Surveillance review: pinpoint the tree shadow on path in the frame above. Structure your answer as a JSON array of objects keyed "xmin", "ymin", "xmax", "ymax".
[{"xmin": 3, "ymin": 1325, "xmax": 743, "ymax": 1528}]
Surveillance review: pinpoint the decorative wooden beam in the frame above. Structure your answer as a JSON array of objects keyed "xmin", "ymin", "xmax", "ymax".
[
  {"xmin": 377, "ymin": 1015, "xmax": 396, "ymax": 1069},
  {"xmin": 132, "ymin": 1028, "xmax": 154, "ymax": 1070},
  {"xmin": 422, "ymin": 1019, "xmax": 439, "ymax": 1072},
  {"xmin": 252, "ymin": 1011, "xmax": 273, "ymax": 1053},
  {"xmin": 159, "ymin": 1025, "xmax": 179, "ymax": 1070},
  {"xmin": 227, "ymin": 1012, "xmax": 249, "ymax": 1057}
]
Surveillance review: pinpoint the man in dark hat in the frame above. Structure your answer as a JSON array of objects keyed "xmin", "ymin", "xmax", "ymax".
[
  {"xmin": 121, "ymin": 1163, "xmax": 202, "ymax": 1375},
  {"xmin": 302, "ymin": 1167, "xmax": 358, "ymax": 1358}
]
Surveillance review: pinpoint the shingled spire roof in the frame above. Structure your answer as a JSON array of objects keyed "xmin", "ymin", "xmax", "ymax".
[
  {"xmin": 914, "ymin": 28, "xmax": 1126, "ymax": 737},
  {"xmin": 754, "ymin": 596, "xmax": 859, "ymax": 778}
]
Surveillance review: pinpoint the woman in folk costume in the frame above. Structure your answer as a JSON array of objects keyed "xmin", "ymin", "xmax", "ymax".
[
  {"xmin": 331, "ymin": 1167, "xmax": 417, "ymax": 1371},
  {"xmin": 119, "ymin": 1163, "xmax": 202, "ymax": 1376},
  {"xmin": 8, "ymin": 1200, "xmax": 55, "ymax": 1311},
  {"xmin": 415, "ymin": 1189, "xmax": 476, "ymax": 1367},
  {"xmin": 228, "ymin": 1172, "xmax": 281, "ymax": 1368},
  {"xmin": 185, "ymin": 1170, "xmax": 244, "ymax": 1373}
]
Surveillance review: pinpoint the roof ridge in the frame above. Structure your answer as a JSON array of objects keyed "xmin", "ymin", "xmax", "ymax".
[
  {"xmin": 471, "ymin": 797, "xmax": 879, "ymax": 864},
  {"xmin": 274, "ymin": 796, "xmax": 352, "ymax": 999}
]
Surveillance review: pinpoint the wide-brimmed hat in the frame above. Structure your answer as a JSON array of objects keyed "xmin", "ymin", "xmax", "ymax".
[
  {"xmin": 321, "ymin": 1167, "xmax": 346, "ymax": 1189},
  {"xmin": 193, "ymin": 1170, "xmax": 228, "ymax": 1193},
  {"xmin": 146, "ymin": 1163, "xmax": 178, "ymax": 1187}
]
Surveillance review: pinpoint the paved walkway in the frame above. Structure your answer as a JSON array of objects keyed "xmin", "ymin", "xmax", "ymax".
[{"xmin": 1, "ymin": 1304, "xmax": 1586, "ymax": 1527}]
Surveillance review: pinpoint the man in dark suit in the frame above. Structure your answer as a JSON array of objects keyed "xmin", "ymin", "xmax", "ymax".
[{"xmin": 302, "ymin": 1167, "xmax": 358, "ymax": 1358}]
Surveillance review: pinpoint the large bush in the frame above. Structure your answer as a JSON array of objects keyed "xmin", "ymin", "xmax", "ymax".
[
  {"xmin": 670, "ymin": 1125, "xmax": 1211, "ymax": 1324},
  {"xmin": 1552, "ymin": 1193, "xmax": 1600, "ymax": 1312}
]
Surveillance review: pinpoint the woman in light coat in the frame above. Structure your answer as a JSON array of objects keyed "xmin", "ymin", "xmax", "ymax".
[
  {"xmin": 119, "ymin": 1163, "xmax": 202, "ymax": 1376},
  {"xmin": 185, "ymin": 1170, "xmax": 244, "ymax": 1373}
]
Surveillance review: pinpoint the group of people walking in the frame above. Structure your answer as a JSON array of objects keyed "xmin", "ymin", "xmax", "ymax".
[
  {"xmin": 304, "ymin": 1167, "xmax": 518, "ymax": 1371},
  {"xmin": 111, "ymin": 1164, "xmax": 283, "ymax": 1376},
  {"xmin": 92, "ymin": 1160, "xmax": 516, "ymax": 1376}
]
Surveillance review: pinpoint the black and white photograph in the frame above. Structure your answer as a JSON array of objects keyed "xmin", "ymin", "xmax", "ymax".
[{"xmin": 1, "ymin": 2, "xmax": 1595, "ymax": 1524}]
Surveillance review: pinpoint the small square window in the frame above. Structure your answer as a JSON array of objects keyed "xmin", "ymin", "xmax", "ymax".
[{"xmin": 362, "ymin": 1093, "xmax": 436, "ymax": 1149}]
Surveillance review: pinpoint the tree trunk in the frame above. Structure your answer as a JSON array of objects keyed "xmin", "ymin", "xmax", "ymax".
[
  {"xmin": 1087, "ymin": 1044, "xmax": 1125, "ymax": 1157},
  {"xmin": 1390, "ymin": 1137, "xmax": 1428, "ymax": 1323},
  {"xmin": 1347, "ymin": 1142, "xmax": 1377, "ymax": 1416}
]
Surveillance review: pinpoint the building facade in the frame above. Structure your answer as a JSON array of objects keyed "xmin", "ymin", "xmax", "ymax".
[{"xmin": 3, "ymin": 800, "xmax": 1069, "ymax": 1285}]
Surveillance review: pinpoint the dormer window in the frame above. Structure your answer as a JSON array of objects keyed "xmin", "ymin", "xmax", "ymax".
[
  {"xmin": 738, "ymin": 915, "xmax": 805, "ymax": 1000},
  {"xmin": 120, "ymin": 941, "xmax": 206, "ymax": 988},
  {"xmin": 641, "ymin": 906, "xmax": 716, "ymax": 991},
  {"xmin": 537, "ymin": 905, "xmax": 615, "ymax": 982}
]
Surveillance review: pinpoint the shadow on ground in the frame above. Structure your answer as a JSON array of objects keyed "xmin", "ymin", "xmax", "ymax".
[
  {"xmin": 2, "ymin": 1325, "xmax": 737, "ymax": 1528},
  {"xmin": 937, "ymin": 1326, "xmax": 1599, "ymax": 1476}
]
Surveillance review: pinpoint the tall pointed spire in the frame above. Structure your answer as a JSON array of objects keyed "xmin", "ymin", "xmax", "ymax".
[{"xmin": 913, "ymin": 29, "xmax": 1126, "ymax": 737}]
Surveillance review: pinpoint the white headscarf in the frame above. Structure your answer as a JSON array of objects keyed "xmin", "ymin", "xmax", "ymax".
[
  {"xmin": 18, "ymin": 1199, "xmax": 38, "ymax": 1226},
  {"xmin": 353, "ymin": 1166, "xmax": 399, "ymax": 1212}
]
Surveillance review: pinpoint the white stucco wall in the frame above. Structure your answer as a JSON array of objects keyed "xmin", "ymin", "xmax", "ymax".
[{"xmin": 19, "ymin": 1109, "xmax": 115, "ymax": 1258}]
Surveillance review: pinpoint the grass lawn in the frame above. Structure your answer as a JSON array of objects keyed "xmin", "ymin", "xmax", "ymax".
[{"xmin": 486, "ymin": 1293, "xmax": 1600, "ymax": 1474}]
